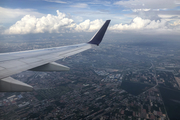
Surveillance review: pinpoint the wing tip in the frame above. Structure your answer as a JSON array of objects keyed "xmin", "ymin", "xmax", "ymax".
[{"xmin": 88, "ymin": 20, "xmax": 111, "ymax": 46}]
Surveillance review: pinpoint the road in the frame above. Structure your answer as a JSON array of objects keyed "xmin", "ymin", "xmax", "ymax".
[
  {"xmin": 140, "ymin": 62, "xmax": 158, "ymax": 94},
  {"xmin": 142, "ymin": 62, "xmax": 169, "ymax": 120}
]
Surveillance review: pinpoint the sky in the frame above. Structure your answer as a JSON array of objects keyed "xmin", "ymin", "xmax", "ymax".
[{"xmin": 0, "ymin": 0, "xmax": 180, "ymax": 41}]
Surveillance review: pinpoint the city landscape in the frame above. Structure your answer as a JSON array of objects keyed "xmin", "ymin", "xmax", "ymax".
[{"xmin": 1, "ymin": 35, "xmax": 180, "ymax": 120}]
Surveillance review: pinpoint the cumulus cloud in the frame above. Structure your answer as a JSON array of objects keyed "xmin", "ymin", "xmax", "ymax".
[
  {"xmin": 4, "ymin": 10, "xmax": 74, "ymax": 34},
  {"xmin": 4, "ymin": 11, "xmax": 104, "ymax": 34},
  {"xmin": 110, "ymin": 17, "xmax": 167, "ymax": 31},
  {"xmin": 171, "ymin": 20, "xmax": 180, "ymax": 26},
  {"xmin": 3, "ymin": 10, "xmax": 180, "ymax": 35},
  {"xmin": 75, "ymin": 19, "xmax": 104, "ymax": 32},
  {"xmin": 114, "ymin": 0, "xmax": 179, "ymax": 9},
  {"xmin": 114, "ymin": 0, "xmax": 180, "ymax": 27},
  {"xmin": 109, "ymin": 16, "xmax": 180, "ymax": 34}
]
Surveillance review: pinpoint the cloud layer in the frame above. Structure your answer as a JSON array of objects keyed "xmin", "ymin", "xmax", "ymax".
[
  {"xmin": 4, "ymin": 10, "xmax": 74, "ymax": 34},
  {"xmin": 110, "ymin": 17, "xmax": 167, "ymax": 31},
  {"xmin": 3, "ymin": 10, "xmax": 180, "ymax": 35},
  {"xmin": 4, "ymin": 10, "xmax": 104, "ymax": 34}
]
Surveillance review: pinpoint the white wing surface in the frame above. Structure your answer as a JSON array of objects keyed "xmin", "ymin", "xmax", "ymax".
[{"xmin": 0, "ymin": 20, "xmax": 111, "ymax": 92}]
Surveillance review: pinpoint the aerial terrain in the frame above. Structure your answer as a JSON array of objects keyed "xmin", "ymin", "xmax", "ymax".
[{"xmin": 0, "ymin": 0, "xmax": 180, "ymax": 119}]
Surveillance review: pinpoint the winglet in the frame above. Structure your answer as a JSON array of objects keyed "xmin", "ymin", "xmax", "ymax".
[{"xmin": 88, "ymin": 20, "xmax": 111, "ymax": 46}]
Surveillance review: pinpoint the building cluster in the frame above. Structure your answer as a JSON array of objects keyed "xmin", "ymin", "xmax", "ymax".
[
  {"xmin": 0, "ymin": 66, "xmax": 168, "ymax": 120},
  {"xmin": 2, "ymin": 38, "xmax": 180, "ymax": 119}
]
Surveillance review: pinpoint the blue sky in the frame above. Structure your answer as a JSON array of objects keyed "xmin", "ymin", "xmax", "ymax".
[{"xmin": 0, "ymin": 0, "xmax": 180, "ymax": 35}]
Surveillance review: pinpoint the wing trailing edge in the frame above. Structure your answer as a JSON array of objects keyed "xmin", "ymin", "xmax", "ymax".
[{"xmin": 88, "ymin": 20, "xmax": 111, "ymax": 46}]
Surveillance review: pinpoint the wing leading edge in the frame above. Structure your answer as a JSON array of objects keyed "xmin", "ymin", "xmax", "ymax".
[{"xmin": 0, "ymin": 20, "xmax": 111, "ymax": 92}]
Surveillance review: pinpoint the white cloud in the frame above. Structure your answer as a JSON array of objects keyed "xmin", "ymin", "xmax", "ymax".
[
  {"xmin": 109, "ymin": 16, "xmax": 180, "ymax": 34},
  {"xmin": 110, "ymin": 17, "xmax": 167, "ymax": 31},
  {"xmin": 0, "ymin": 7, "xmax": 44, "ymax": 24},
  {"xmin": 114, "ymin": 0, "xmax": 179, "ymax": 9},
  {"xmin": 44, "ymin": 0, "xmax": 66, "ymax": 4},
  {"xmin": 3, "ymin": 10, "xmax": 180, "ymax": 35},
  {"xmin": 4, "ymin": 10, "xmax": 74, "ymax": 34},
  {"xmin": 70, "ymin": 3, "xmax": 88, "ymax": 8},
  {"xmin": 114, "ymin": 0, "xmax": 180, "ymax": 27},
  {"xmin": 132, "ymin": 9, "xmax": 151, "ymax": 12},
  {"xmin": 75, "ymin": 19, "xmax": 104, "ymax": 32},
  {"xmin": 171, "ymin": 20, "xmax": 180, "ymax": 26},
  {"xmin": 4, "ymin": 10, "xmax": 103, "ymax": 34}
]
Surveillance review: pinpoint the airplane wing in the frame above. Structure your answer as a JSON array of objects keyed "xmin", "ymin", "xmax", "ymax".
[{"xmin": 0, "ymin": 20, "xmax": 111, "ymax": 92}]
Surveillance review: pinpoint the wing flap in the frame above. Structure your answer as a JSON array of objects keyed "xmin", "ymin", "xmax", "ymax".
[
  {"xmin": 30, "ymin": 62, "xmax": 70, "ymax": 71},
  {"xmin": 0, "ymin": 77, "xmax": 33, "ymax": 92}
]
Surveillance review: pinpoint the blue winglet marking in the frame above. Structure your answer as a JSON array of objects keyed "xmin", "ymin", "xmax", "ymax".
[{"xmin": 88, "ymin": 20, "xmax": 111, "ymax": 46}]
